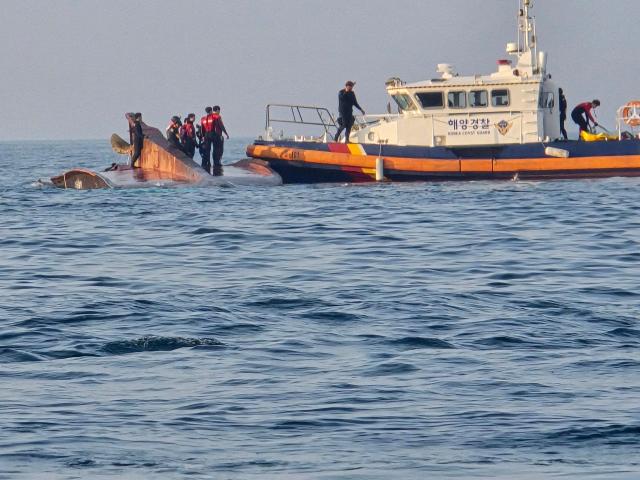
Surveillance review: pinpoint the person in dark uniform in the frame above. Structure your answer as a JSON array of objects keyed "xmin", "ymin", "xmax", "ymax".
[
  {"xmin": 180, "ymin": 113, "xmax": 197, "ymax": 159},
  {"xmin": 334, "ymin": 81, "xmax": 365, "ymax": 143},
  {"xmin": 559, "ymin": 88, "xmax": 568, "ymax": 140},
  {"xmin": 210, "ymin": 106, "xmax": 229, "ymax": 176},
  {"xmin": 166, "ymin": 116, "xmax": 186, "ymax": 153},
  {"xmin": 571, "ymin": 99, "xmax": 600, "ymax": 138},
  {"xmin": 128, "ymin": 112, "xmax": 144, "ymax": 168},
  {"xmin": 195, "ymin": 123, "xmax": 206, "ymax": 163},
  {"xmin": 200, "ymin": 107, "xmax": 215, "ymax": 173}
]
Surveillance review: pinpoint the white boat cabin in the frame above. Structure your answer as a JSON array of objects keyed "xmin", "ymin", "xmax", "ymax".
[{"xmin": 352, "ymin": 0, "xmax": 561, "ymax": 147}]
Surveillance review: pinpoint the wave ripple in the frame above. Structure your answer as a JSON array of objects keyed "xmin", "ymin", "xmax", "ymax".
[{"xmin": 1, "ymin": 140, "xmax": 640, "ymax": 479}]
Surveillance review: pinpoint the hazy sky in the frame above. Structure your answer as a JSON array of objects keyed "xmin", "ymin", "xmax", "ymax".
[{"xmin": 1, "ymin": 0, "xmax": 639, "ymax": 140}]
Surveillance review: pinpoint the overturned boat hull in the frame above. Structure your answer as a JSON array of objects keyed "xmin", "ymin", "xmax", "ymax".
[
  {"xmin": 51, "ymin": 160, "xmax": 281, "ymax": 190},
  {"xmin": 247, "ymin": 139, "xmax": 640, "ymax": 183},
  {"xmin": 52, "ymin": 115, "xmax": 281, "ymax": 190}
]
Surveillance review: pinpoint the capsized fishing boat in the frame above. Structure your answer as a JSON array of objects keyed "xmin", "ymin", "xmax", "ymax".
[
  {"xmin": 51, "ymin": 113, "xmax": 281, "ymax": 190},
  {"xmin": 246, "ymin": 0, "xmax": 640, "ymax": 183}
]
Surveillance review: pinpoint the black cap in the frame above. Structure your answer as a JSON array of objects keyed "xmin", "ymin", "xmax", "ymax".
[
  {"xmin": 171, "ymin": 115, "xmax": 180, "ymax": 122},
  {"xmin": 213, "ymin": 105, "xmax": 220, "ymax": 112},
  {"xmin": 205, "ymin": 106, "xmax": 212, "ymax": 114}
]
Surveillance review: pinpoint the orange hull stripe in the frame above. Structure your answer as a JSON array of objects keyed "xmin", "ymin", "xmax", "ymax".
[
  {"xmin": 493, "ymin": 156, "xmax": 640, "ymax": 171},
  {"xmin": 247, "ymin": 145, "xmax": 640, "ymax": 173},
  {"xmin": 248, "ymin": 145, "xmax": 459, "ymax": 172}
]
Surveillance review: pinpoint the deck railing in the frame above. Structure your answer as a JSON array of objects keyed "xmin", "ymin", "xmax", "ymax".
[{"xmin": 264, "ymin": 104, "xmax": 338, "ymax": 141}]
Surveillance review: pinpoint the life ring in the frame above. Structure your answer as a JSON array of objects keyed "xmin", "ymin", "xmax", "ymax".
[{"xmin": 621, "ymin": 101, "xmax": 640, "ymax": 127}]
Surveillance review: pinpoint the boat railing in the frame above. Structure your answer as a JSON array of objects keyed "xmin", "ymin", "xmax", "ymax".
[{"xmin": 264, "ymin": 104, "xmax": 338, "ymax": 141}]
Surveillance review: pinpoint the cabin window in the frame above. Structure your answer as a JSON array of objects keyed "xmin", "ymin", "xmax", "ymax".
[
  {"xmin": 469, "ymin": 90, "xmax": 488, "ymax": 108},
  {"xmin": 491, "ymin": 89, "xmax": 510, "ymax": 107},
  {"xmin": 539, "ymin": 92, "xmax": 555, "ymax": 109},
  {"xmin": 416, "ymin": 92, "xmax": 444, "ymax": 109},
  {"xmin": 448, "ymin": 91, "xmax": 467, "ymax": 108},
  {"xmin": 391, "ymin": 94, "xmax": 417, "ymax": 111}
]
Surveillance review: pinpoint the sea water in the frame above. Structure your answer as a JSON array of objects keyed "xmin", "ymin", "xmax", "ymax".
[{"xmin": 0, "ymin": 140, "xmax": 639, "ymax": 479}]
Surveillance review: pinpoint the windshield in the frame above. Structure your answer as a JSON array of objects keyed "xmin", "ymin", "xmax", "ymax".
[{"xmin": 392, "ymin": 94, "xmax": 417, "ymax": 112}]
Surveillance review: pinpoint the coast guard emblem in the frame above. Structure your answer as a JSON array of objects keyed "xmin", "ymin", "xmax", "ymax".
[{"xmin": 496, "ymin": 120, "xmax": 513, "ymax": 136}]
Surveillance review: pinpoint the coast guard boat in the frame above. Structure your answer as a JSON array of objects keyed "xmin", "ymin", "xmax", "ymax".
[{"xmin": 247, "ymin": 0, "xmax": 640, "ymax": 183}]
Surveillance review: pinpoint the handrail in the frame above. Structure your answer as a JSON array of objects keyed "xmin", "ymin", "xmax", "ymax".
[{"xmin": 265, "ymin": 104, "xmax": 339, "ymax": 139}]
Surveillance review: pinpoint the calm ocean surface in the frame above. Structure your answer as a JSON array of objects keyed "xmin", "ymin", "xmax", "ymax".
[{"xmin": 1, "ymin": 139, "xmax": 639, "ymax": 479}]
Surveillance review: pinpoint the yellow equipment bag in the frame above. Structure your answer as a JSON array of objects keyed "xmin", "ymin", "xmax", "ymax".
[{"xmin": 580, "ymin": 131, "xmax": 618, "ymax": 142}]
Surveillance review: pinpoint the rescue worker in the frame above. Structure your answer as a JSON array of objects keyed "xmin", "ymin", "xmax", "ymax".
[
  {"xmin": 128, "ymin": 112, "xmax": 144, "ymax": 168},
  {"xmin": 200, "ymin": 107, "xmax": 215, "ymax": 173},
  {"xmin": 166, "ymin": 116, "xmax": 184, "ymax": 152},
  {"xmin": 180, "ymin": 113, "xmax": 197, "ymax": 159},
  {"xmin": 559, "ymin": 88, "xmax": 568, "ymax": 140},
  {"xmin": 334, "ymin": 81, "xmax": 365, "ymax": 143},
  {"xmin": 210, "ymin": 106, "xmax": 229, "ymax": 176},
  {"xmin": 571, "ymin": 99, "xmax": 600, "ymax": 138},
  {"xmin": 195, "ymin": 123, "xmax": 206, "ymax": 164}
]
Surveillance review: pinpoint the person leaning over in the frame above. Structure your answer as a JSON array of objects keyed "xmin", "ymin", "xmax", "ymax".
[
  {"xmin": 334, "ymin": 81, "xmax": 365, "ymax": 143},
  {"xmin": 571, "ymin": 99, "xmax": 600, "ymax": 138}
]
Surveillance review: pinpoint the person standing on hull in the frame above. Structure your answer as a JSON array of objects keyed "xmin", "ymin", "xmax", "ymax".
[
  {"xmin": 128, "ymin": 112, "xmax": 144, "ymax": 168},
  {"xmin": 571, "ymin": 99, "xmax": 600, "ymax": 138},
  {"xmin": 180, "ymin": 113, "xmax": 197, "ymax": 159},
  {"xmin": 559, "ymin": 88, "xmax": 568, "ymax": 140},
  {"xmin": 195, "ymin": 123, "xmax": 206, "ymax": 163},
  {"xmin": 200, "ymin": 106, "xmax": 215, "ymax": 174},
  {"xmin": 210, "ymin": 106, "xmax": 229, "ymax": 176},
  {"xmin": 334, "ymin": 81, "xmax": 365, "ymax": 143},
  {"xmin": 166, "ymin": 116, "xmax": 186, "ymax": 153}
]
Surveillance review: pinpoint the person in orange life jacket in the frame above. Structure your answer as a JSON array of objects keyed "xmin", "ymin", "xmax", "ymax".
[
  {"xmin": 200, "ymin": 106, "xmax": 215, "ymax": 173},
  {"xmin": 166, "ymin": 116, "xmax": 186, "ymax": 153},
  {"xmin": 180, "ymin": 114, "xmax": 197, "ymax": 159},
  {"xmin": 571, "ymin": 99, "xmax": 600, "ymax": 137},
  {"xmin": 334, "ymin": 81, "xmax": 365, "ymax": 143},
  {"xmin": 210, "ymin": 106, "xmax": 229, "ymax": 176},
  {"xmin": 128, "ymin": 112, "xmax": 144, "ymax": 168}
]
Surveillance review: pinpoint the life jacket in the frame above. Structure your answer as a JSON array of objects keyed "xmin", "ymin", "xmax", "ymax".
[
  {"xmin": 180, "ymin": 123, "xmax": 195, "ymax": 141},
  {"xmin": 166, "ymin": 123, "xmax": 180, "ymax": 142},
  {"xmin": 201, "ymin": 114, "xmax": 215, "ymax": 133},
  {"xmin": 211, "ymin": 113, "xmax": 224, "ymax": 135}
]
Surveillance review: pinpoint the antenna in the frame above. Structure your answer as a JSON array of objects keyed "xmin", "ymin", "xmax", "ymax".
[{"xmin": 511, "ymin": 0, "xmax": 539, "ymax": 72}]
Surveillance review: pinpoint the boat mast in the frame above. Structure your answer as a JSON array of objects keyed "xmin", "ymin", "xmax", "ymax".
[
  {"xmin": 519, "ymin": 0, "xmax": 535, "ymax": 55},
  {"xmin": 512, "ymin": 0, "xmax": 545, "ymax": 76}
]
